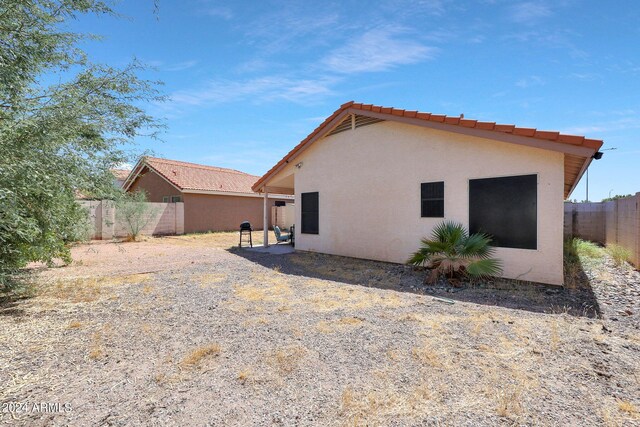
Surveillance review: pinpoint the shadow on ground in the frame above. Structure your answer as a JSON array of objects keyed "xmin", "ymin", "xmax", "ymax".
[{"xmin": 228, "ymin": 246, "xmax": 601, "ymax": 318}]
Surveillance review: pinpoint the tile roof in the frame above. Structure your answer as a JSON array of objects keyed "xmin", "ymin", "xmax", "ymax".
[
  {"xmin": 111, "ymin": 169, "xmax": 131, "ymax": 181},
  {"xmin": 253, "ymin": 101, "xmax": 604, "ymax": 194},
  {"xmin": 132, "ymin": 157, "xmax": 260, "ymax": 194}
]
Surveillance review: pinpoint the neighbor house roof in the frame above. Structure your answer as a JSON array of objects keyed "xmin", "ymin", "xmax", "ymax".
[
  {"xmin": 252, "ymin": 101, "xmax": 604, "ymax": 198},
  {"xmin": 123, "ymin": 157, "xmax": 261, "ymax": 195}
]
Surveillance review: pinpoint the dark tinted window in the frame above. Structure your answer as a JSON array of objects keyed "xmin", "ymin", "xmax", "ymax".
[
  {"xmin": 469, "ymin": 174, "xmax": 537, "ymax": 249},
  {"xmin": 421, "ymin": 182, "xmax": 444, "ymax": 217},
  {"xmin": 301, "ymin": 192, "xmax": 319, "ymax": 234}
]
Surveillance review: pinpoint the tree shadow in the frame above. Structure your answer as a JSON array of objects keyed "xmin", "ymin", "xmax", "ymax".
[{"xmin": 228, "ymin": 247, "xmax": 601, "ymax": 318}]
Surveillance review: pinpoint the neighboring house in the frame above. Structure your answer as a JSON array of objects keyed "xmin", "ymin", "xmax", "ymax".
[
  {"xmin": 124, "ymin": 157, "xmax": 291, "ymax": 233},
  {"xmin": 252, "ymin": 101, "xmax": 604, "ymax": 286},
  {"xmin": 111, "ymin": 169, "xmax": 131, "ymax": 188}
]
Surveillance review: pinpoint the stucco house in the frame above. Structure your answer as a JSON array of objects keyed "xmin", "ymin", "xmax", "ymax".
[
  {"xmin": 124, "ymin": 157, "xmax": 291, "ymax": 234},
  {"xmin": 252, "ymin": 101, "xmax": 604, "ymax": 285}
]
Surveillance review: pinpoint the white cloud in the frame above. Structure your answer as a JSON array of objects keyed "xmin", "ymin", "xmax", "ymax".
[
  {"xmin": 205, "ymin": 6, "xmax": 233, "ymax": 20},
  {"xmin": 168, "ymin": 75, "xmax": 339, "ymax": 107},
  {"xmin": 323, "ymin": 28, "xmax": 437, "ymax": 74},
  {"xmin": 509, "ymin": 2, "xmax": 552, "ymax": 24},
  {"xmin": 164, "ymin": 60, "xmax": 199, "ymax": 72}
]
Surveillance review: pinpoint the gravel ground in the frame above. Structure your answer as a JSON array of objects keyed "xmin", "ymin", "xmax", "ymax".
[{"xmin": 1, "ymin": 233, "xmax": 639, "ymax": 426}]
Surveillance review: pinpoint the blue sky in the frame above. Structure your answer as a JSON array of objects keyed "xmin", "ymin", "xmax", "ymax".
[{"xmin": 71, "ymin": 0, "xmax": 639, "ymax": 201}]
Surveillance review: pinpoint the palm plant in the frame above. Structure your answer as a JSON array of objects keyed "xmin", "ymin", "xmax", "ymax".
[{"xmin": 408, "ymin": 221, "xmax": 502, "ymax": 284}]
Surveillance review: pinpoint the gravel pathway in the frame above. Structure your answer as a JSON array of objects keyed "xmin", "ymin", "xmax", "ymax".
[{"xmin": 1, "ymin": 234, "xmax": 639, "ymax": 426}]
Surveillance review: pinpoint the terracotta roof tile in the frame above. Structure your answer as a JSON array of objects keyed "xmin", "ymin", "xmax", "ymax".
[
  {"xmin": 111, "ymin": 169, "xmax": 131, "ymax": 181},
  {"xmin": 534, "ymin": 130, "xmax": 560, "ymax": 140},
  {"xmin": 513, "ymin": 127, "xmax": 536, "ymax": 137},
  {"xmin": 494, "ymin": 124, "xmax": 515, "ymax": 132},
  {"xmin": 459, "ymin": 119, "xmax": 478, "ymax": 128},
  {"xmin": 557, "ymin": 134, "xmax": 584, "ymax": 145},
  {"xmin": 137, "ymin": 157, "xmax": 259, "ymax": 194},
  {"xmin": 476, "ymin": 121, "xmax": 496, "ymax": 130}
]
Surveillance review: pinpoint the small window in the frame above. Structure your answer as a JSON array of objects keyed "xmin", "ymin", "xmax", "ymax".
[
  {"xmin": 171, "ymin": 195, "xmax": 182, "ymax": 203},
  {"xmin": 162, "ymin": 196, "xmax": 169, "ymax": 203},
  {"xmin": 469, "ymin": 174, "xmax": 537, "ymax": 249},
  {"xmin": 421, "ymin": 182, "xmax": 444, "ymax": 217},
  {"xmin": 275, "ymin": 201, "xmax": 286, "ymax": 207},
  {"xmin": 301, "ymin": 192, "xmax": 319, "ymax": 234}
]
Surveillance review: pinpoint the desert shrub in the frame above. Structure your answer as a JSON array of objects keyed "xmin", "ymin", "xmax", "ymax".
[
  {"xmin": 605, "ymin": 244, "xmax": 631, "ymax": 267},
  {"xmin": 115, "ymin": 191, "xmax": 159, "ymax": 241},
  {"xmin": 564, "ymin": 238, "xmax": 602, "ymax": 261},
  {"xmin": 407, "ymin": 221, "xmax": 502, "ymax": 283}
]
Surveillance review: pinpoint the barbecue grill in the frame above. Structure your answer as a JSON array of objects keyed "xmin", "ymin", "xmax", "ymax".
[{"xmin": 239, "ymin": 221, "xmax": 253, "ymax": 247}]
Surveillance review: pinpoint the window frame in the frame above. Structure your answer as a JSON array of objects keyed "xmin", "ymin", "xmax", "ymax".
[
  {"xmin": 171, "ymin": 195, "xmax": 182, "ymax": 203},
  {"xmin": 468, "ymin": 173, "xmax": 538, "ymax": 250},
  {"xmin": 301, "ymin": 192, "xmax": 319, "ymax": 235},
  {"xmin": 162, "ymin": 196, "xmax": 169, "ymax": 203},
  {"xmin": 420, "ymin": 181, "xmax": 445, "ymax": 218}
]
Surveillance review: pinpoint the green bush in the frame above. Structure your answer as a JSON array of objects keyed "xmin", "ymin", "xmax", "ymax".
[{"xmin": 605, "ymin": 244, "xmax": 631, "ymax": 267}]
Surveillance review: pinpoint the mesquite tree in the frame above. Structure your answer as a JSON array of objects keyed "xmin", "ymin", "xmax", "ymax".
[{"xmin": 0, "ymin": 1, "xmax": 163, "ymax": 289}]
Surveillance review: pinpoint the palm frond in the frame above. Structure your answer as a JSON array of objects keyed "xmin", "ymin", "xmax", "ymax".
[
  {"xmin": 408, "ymin": 220, "xmax": 502, "ymax": 283},
  {"xmin": 465, "ymin": 258, "xmax": 503, "ymax": 278}
]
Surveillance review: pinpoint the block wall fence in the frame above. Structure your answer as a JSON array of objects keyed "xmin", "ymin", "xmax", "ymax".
[
  {"xmin": 78, "ymin": 200, "xmax": 184, "ymax": 240},
  {"xmin": 564, "ymin": 193, "xmax": 640, "ymax": 267}
]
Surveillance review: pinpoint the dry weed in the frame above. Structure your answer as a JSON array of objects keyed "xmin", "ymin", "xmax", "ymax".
[
  {"xmin": 181, "ymin": 344, "xmax": 221, "ymax": 367},
  {"xmin": 237, "ymin": 370, "xmax": 252, "ymax": 384},
  {"xmin": 496, "ymin": 385, "xmax": 524, "ymax": 418},
  {"xmin": 617, "ymin": 400, "xmax": 639, "ymax": 418},
  {"xmin": 43, "ymin": 274, "xmax": 151, "ymax": 303},
  {"xmin": 271, "ymin": 345, "xmax": 307, "ymax": 375},
  {"xmin": 340, "ymin": 382, "xmax": 434, "ymax": 425},
  {"xmin": 316, "ymin": 317, "xmax": 364, "ymax": 333},
  {"xmin": 67, "ymin": 321, "xmax": 83, "ymax": 329}
]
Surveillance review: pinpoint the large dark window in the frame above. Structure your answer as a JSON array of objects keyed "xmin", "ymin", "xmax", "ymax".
[
  {"xmin": 301, "ymin": 192, "xmax": 319, "ymax": 234},
  {"xmin": 469, "ymin": 174, "xmax": 537, "ymax": 249},
  {"xmin": 421, "ymin": 182, "xmax": 444, "ymax": 217}
]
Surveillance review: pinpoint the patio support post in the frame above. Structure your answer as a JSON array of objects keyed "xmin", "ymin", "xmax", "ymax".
[{"xmin": 263, "ymin": 191, "xmax": 269, "ymax": 247}]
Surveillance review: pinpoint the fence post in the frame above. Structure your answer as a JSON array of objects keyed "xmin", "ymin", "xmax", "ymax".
[
  {"xmin": 175, "ymin": 202, "xmax": 184, "ymax": 235},
  {"xmin": 101, "ymin": 199, "xmax": 115, "ymax": 240}
]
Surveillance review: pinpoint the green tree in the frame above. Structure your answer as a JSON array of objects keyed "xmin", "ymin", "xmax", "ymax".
[
  {"xmin": 407, "ymin": 221, "xmax": 503, "ymax": 284},
  {"xmin": 0, "ymin": 1, "xmax": 163, "ymax": 290}
]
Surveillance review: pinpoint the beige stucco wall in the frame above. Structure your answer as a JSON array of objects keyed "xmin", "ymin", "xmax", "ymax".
[
  {"xmin": 273, "ymin": 120, "xmax": 565, "ymax": 285},
  {"xmin": 182, "ymin": 193, "xmax": 286, "ymax": 233}
]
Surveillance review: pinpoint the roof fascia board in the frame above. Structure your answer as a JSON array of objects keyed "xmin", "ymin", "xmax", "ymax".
[
  {"xmin": 122, "ymin": 158, "xmax": 146, "ymax": 191},
  {"xmin": 566, "ymin": 156, "xmax": 593, "ymax": 198}
]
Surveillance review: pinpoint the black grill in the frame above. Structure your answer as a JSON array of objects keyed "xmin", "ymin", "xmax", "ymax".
[{"xmin": 239, "ymin": 221, "xmax": 253, "ymax": 247}]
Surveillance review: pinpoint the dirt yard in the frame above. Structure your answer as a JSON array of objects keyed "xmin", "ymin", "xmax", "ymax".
[{"xmin": 1, "ymin": 233, "xmax": 639, "ymax": 426}]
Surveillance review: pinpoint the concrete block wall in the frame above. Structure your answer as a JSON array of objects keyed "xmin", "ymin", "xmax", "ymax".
[
  {"xmin": 78, "ymin": 200, "xmax": 184, "ymax": 240},
  {"xmin": 564, "ymin": 193, "xmax": 640, "ymax": 267}
]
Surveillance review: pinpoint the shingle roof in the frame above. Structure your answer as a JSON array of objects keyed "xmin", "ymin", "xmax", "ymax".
[
  {"xmin": 253, "ymin": 101, "xmax": 604, "ymax": 196},
  {"xmin": 129, "ymin": 157, "xmax": 260, "ymax": 194}
]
